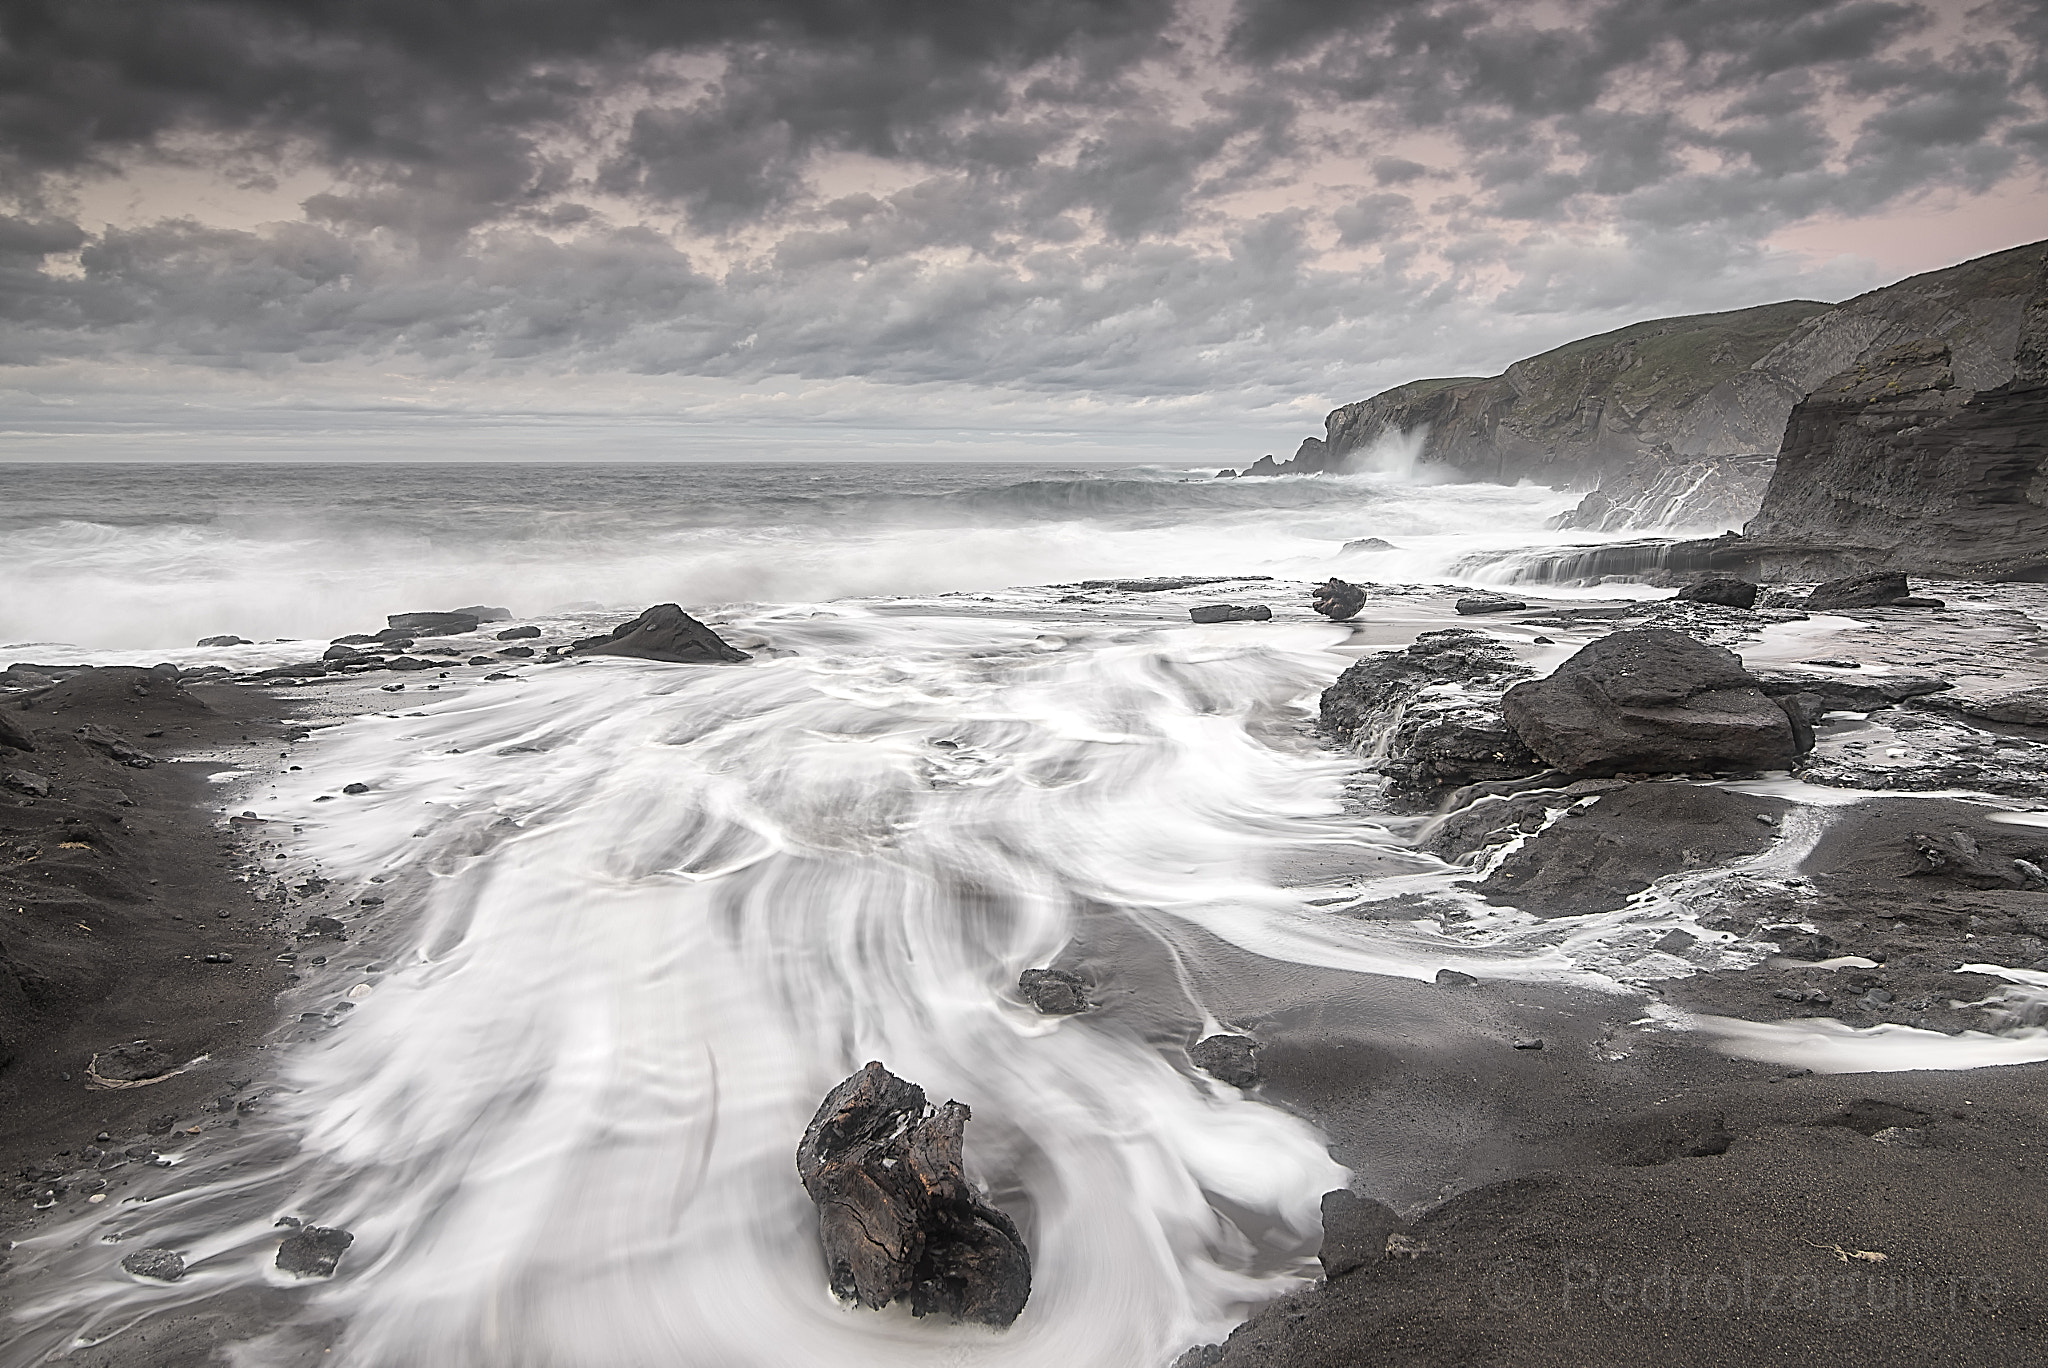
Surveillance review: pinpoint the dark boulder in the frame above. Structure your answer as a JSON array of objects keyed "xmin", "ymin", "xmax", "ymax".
[
  {"xmin": 1018, "ymin": 967, "xmax": 1088, "ymax": 1015},
  {"xmin": 449, "ymin": 604, "xmax": 513, "ymax": 623},
  {"xmin": 1189, "ymin": 1034, "xmax": 1259, "ymax": 1088},
  {"xmin": 495, "ymin": 625, "xmax": 542, "ymax": 640},
  {"xmin": 386, "ymin": 610, "xmax": 482, "ymax": 636},
  {"xmin": 1805, "ymin": 571, "xmax": 1913, "ymax": 610},
  {"xmin": 195, "ymin": 635, "xmax": 251, "ymax": 647},
  {"xmin": 1500, "ymin": 628, "xmax": 1800, "ymax": 777},
  {"xmin": 1674, "ymin": 577, "xmax": 1759, "ymax": 609},
  {"xmin": 1319, "ymin": 630, "xmax": 1544, "ymax": 809},
  {"xmin": 571, "ymin": 604, "xmax": 752, "ymax": 664},
  {"xmin": 276, "ymin": 1225, "xmax": 354, "ymax": 1278},
  {"xmin": 1310, "ymin": 579, "xmax": 1366, "ymax": 622},
  {"xmin": 1317, "ymin": 1192, "xmax": 1402, "ymax": 1280},
  {"xmin": 1189, "ymin": 604, "xmax": 1271, "ymax": 623},
  {"xmin": 0, "ymin": 710, "xmax": 32, "ymax": 753},
  {"xmin": 795, "ymin": 1062, "xmax": 1030, "ymax": 1327}
]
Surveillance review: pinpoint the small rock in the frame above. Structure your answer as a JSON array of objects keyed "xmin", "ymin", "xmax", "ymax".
[
  {"xmin": 1511, "ymin": 1037, "xmax": 1544, "ymax": 1050},
  {"xmin": 1189, "ymin": 1034, "xmax": 1259, "ymax": 1088},
  {"xmin": 3, "ymin": 768, "xmax": 51, "ymax": 797},
  {"xmin": 1674, "ymin": 576, "xmax": 1760, "ymax": 609},
  {"xmin": 342, "ymin": 782, "xmax": 370, "ymax": 795},
  {"xmin": 120, "ymin": 1248, "xmax": 186, "ymax": 1281},
  {"xmin": 196, "ymin": 635, "xmax": 252, "ymax": 647},
  {"xmin": 467, "ymin": 655, "xmax": 496, "ymax": 666},
  {"xmin": 304, "ymin": 915, "xmax": 347, "ymax": 939},
  {"xmin": 1456, "ymin": 594, "xmax": 1526, "ymax": 615},
  {"xmin": 1018, "ymin": 967, "xmax": 1089, "ymax": 1015},
  {"xmin": 497, "ymin": 646, "xmax": 536, "ymax": 657},
  {"xmin": 1188, "ymin": 603, "xmax": 1272, "ymax": 623},
  {"xmin": 1434, "ymin": 968, "xmax": 1478, "ymax": 987},
  {"xmin": 496, "ymin": 625, "xmax": 542, "ymax": 640},
  {"xmin": 1310, "ymin": 578, "xmax": 1367, "ymax": 622},
  {"xmin": 276, "ymin": 1225, "xmax": 354, "ymax": 1278},
  {"xmin": 202, "ymin": 952, "xmax": 234, "ymax": 964},
  {"xmin": 1653, "ymin": 929, "xmax": 1698, "ymax": 954}
]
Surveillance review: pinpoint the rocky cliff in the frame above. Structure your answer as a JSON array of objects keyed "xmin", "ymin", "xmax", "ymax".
[{"xmin": 1238, "ymin": 239, "xmax": 2048, "ymax": 510}]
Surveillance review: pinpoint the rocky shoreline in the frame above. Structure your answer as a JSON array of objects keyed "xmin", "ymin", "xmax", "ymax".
[{"xmin": 3, "ymin": 577, "xmax": 2045, "ymax": 1366}]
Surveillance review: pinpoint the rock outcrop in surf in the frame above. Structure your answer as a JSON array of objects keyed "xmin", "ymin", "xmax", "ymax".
[
  {"xmin": 796, "ymin": 1062, "xmax": 1031, "ymax": 1327},
  {"xmin": 570, "ymin": 603, "xmax": 752, "ymax": 664}
]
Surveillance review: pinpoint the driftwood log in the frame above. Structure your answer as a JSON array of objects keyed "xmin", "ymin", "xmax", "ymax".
[{"xmin": 795, "ymin": 1061, "xmax": 1031, "ymax": 1326}]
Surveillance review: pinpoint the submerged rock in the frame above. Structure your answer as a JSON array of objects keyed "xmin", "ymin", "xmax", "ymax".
[
  {"xmin": 571, "ymin": 603, "xmax": 752, "ymax": 664},
  {"xmin": 1018, "ymin": 967, "xmax": 1089, "ymax": 1015},
  {"xmin": 1455, "ymin": 594, "xmax": 1526, "ymax": 615},
  {"xmin": 1189, "ymin": 1034, "xmax": 1259, "ymax": 1088},
  {"xmin": 120, "ymin": 1247, "xmax": 186, "ymax": 1281},
  {"xmin": 1189, "ymin": 603, "xmax": 1271, "ymax": 624},
  {"xmin": 276, "ymin": 1225, "xmax": 354, "ymax": 1278},
  {"xmin": 1674, "ymin": 576, "xmax": 1759, "ymax": 609},
  {"xmin": 1319, "ymin": 630, "xmax": 1544, "ymax": 809},
  {"xmin": 795, "ymin": 1062, "xmax": 1031, "ymax": 1327},
  {"xmin": 1310, "ymin": 578, "xmax": 1367, "ymax": 621},
  {"xmin": 1501, "ymin": 628, "xmax": 1800, "ymax": 777}
]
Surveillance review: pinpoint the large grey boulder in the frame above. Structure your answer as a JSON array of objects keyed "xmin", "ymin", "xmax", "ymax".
[
  {"xmin": 1501, "ymin": 628, "xmax": 1800, "ymax": 776},
  {"xmin": 571, "ymin": 604, "xmax": 751, "ymax": 664},
  {"xmin": 795, "ymin": 1062, "xmax": 1030, "ymax": 1327}
]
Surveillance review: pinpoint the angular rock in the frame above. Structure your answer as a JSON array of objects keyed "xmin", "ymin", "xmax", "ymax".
[
  {"xmin": 1908, "ymin": 831, "xmax": 2027, "ymax": 889},
  {"xmin": 1189, "ymin": 1034, "xmax": 1258, "ymax": 1088},
  {"xmin": 1188, "ymin": 603, "xmax": 1271, "ymax": 623},
  {"xmin": 795, "ymin": 1062, "xmax": 1030, "ymax": 1327},
  {"xmin": 1317, "ymin": 1191, "xmax": 1401, "ymax": 1280},
  {"xmin": 1674, "ymin": 576, "xmax": 1759, "ymax": 609},
  {"xmin": 276, "ymin": 1225, "xmax": 354, "ymax": 1278},
  {"xmin": 1310, "ymin": 578, "xmax": 1367, "ymax": 621},
  {"xmin": 120, "ymin": 1247, "xmax": 186, "ymax": 1281},
  {"xmin": 0, "ymin": 710, "xmax": 32, "ymax": 753},
  {"xmin": 1320, "ymin": 630, "xmax": 1544, "ymax": 809},
  {"xmin": 3, "ymin": 768, "xmax": 50, "ymax": 796},
  {"xmin": 571, "ymin": 603, "xmax": 752, "ymax": 664},
  {"xmin": 1455, "ymin": 594, "xmax": 1526, "ymax": 615},
  {"xmin": 1500, "ymin": 628, "xmax": 1800, "ymax": 777},
  {"xmin": 1751, "ymin": 670, "xmax": 1951, "ymax": 715},
  {"xmin": 1018, "ymin": 967, "xmax": 1088, "ymax": 1015},
  {"xmin": 1434, "ymin": 968, "xmax": 1478, "ymax": 987},
  {"xmin": 1805, "ymin": 571, "xmax": 1913, "ymax": 610},
  {"xmin": 195, "ymin": 635, "xmax": 251, "ymax": 647}
]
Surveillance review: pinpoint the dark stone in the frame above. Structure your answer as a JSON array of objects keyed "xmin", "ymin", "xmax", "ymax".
[
  {"xmin": 1674, "ymin": 576, "xmax": 1759, "ymax": 609},
  {"xmin": 1654, "ymin": 929, "xmax": 1698, "ymax": 954},
  {"xmin": 386, "ymin": 611, "xmax": 481, "ymax": 636},
  {"xmin": 195, "ymin": 635, "xmax": 251, "ymax": 647},
  {"xmin": 1434, "ymin": 968, "xmax": 1478, "ymax": 987},
  {"xmin": 467, "ymin": 655, "xmax": 495, "ymax": 666},
  {"xmin": 1317, "ymin": 1191, "xmax": 1401, "ymax": 1280},
  {"xmin": 1892, "ymin": 596, "xmax": 1947, "ymax": 608},
  {"xmin": 342, "ymin": 782, "xmax": 370, "ymax": 794},
  {"xmin": 1908, "ymin": 830, "xmax": 2027, "ymax": 889},
  {"xmin": 571, "ymin": 603, "xmax": 752, "ymax": 664},
  {"xmin": 1455, "ymin": 594, "xmax": 1526, "ymax": 615},
  {"xmin": 330, "ymin": 634, "xmax": 380, "ymax": 645},
  {"xmin": 121, "ymin": 1247, "xmax": 186, "ymax": 1281},
  {"xmin": 1188, "ymin": 603, "xmax": 1272, "ymax": 623},
  {"xmin": 0, "ymin": 710, "xmax": 33, "ymax": 753},
  {"xmin": 1806, "ymin": 571, "xmax": 1913, "ymax": 610},
  {"xmin": 449, "ymin": 605, "xmax": 513, "ymax": 623},
  {"xmin": 1752, "ymin": 669, "xmax": 1951, "ymax": 715},
  {"xmin": 1320, "ymin": 630, "xmax": 1544, "ymax": 809},
  {"xmin": 304, "ymin": 915, "xmax": 347, "ymax": 938},
  {"xmin": 1511, "ymin": 1037, "xmax": 1544, "ymax": 1050},
  {"xmin": 1769, "ymin": 928, "xmax": 1839, "ymax": 961},
  {"xmin": 1189, "ymin": 1034, "xmax": 1259, "ymax": 1088},
  {"xmin": 276, "ymin": 1225, "xmax": 354, "ymax": 1278},
  {"xmin": 383, "ymin": 657, "xmax": 433, "ymax": 672},
  {"xmin": 496, "ymin": 625, "xmax": 542, "ymax": 640},
  {"xmin": 1310, "ymin": 578, "xmax": 1367, "ymax": 621},
  {"xmin": 1018, "ymin": 967, "xmax": 1088, "ymax": 1015},
  {"xmin": 93, "ymin": 1041, "xmax": 176, "ymax": 1082},
  {"xmin": 1501, "ymin": 628, "xmax": 1800, "ymax": 777},
  {"xmin": 2, "ymin": 768, "xmax": 50, "ymax": 796},
  {"xmin": 497, "ymin": 646, "xmax": 535, "ymax": 658},
  {"xmin": 794, "ymin": 1061, "xmax": 1030, "ymax": 1327}
]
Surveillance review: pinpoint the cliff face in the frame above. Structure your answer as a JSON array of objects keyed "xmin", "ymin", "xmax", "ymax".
[
  {"xmin": 1304, "ymin": 301, "xmax": 1828, "ymax": 486},
  {"xmin": 1244, "ymin": 239, "xmax": 2048, "ymax": 496},
  {"xmin": 1740, "ymin": 278, "xmax": 2048, "ymax": 581}
]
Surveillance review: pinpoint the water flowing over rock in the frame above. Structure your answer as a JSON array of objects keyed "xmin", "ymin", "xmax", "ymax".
[
  {"xmin": 1320, "ymin": 630, "xmax": 1544, "ymax": 809},
  {"xmin": 1501, "ymin": 628, "xmax": 1800, "ymax": 777},
  {"xmin": 1018, "ymin": 967, "xmax": 1089, "ymax": 1015},
  {"xmin": 570, "ymin": 603, "xmax": 752, "ymax": 664},
  {"xmin": 1548, "ymin": 453, "xmax": 1775, "ymax": 533},
  {"xmin": 795, "ymin": 1062, "xmax": 1031, "ymax": 1327}
]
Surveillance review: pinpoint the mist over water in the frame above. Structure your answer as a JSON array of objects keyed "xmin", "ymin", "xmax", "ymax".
[{"xmin": 1, "ymin": 462, "xmax": 1581, "ymax": 651}]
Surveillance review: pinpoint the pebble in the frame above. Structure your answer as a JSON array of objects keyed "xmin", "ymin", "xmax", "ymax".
[{"xmin": 1511, "ymin": 1037, "xmax": 1545, "ymax": 1050}]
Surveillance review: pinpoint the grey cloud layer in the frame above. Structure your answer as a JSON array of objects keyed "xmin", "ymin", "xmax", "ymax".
[{"xmin": 0, "ymin": 0, "xmax": 2042, "ymax": 418}]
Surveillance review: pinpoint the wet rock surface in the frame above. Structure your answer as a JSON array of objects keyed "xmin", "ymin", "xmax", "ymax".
[
  {"xmin": 795, "ymin": 1061, "xmax": 1030, "ymax": 1327},
  {"xmin": 571, "ymin": 603, "xmax": 752, "ymax": 664},
  {"xmin": 1189, "ymin": 1034, "xmax": 1259, "ymax": 1088},
  {"xmin": 1675, "ymin": 576, "xmax": 1759, "ymax": 609},
  {"xmin": 1502, "ymin": 628, "xmax": 1800, "ymax": 777},
  {"xmin": 120, "ymin": 1247, "xmax": 187, "ymax": 1281},
  {"xmin": 1320, "ymin": 630, "xmax": 1543, "ymax": 809},
  {"xmin": 1018, "ymin": 967, "xmax": 1089, "ymax": 1015},
  {"xmin": 1803, "ymin": 571, "xmax": 1919, "ymax": 610},
  {"xmin": 1311, "ymin": 579, "xmax": 1367, "ymax": 621},
  {"xmin": 1189, "ymin": 603, "xmax": 1271, "ymax": 623},
  {"xmin": 276, "ymin": 1224, "xmax": 354, "ymax": 1278}
]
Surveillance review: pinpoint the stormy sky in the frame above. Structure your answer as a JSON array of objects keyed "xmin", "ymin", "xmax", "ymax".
[{"xmin": 2, "ymin": 0, "xmax": 2044, "ymax": 462}]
